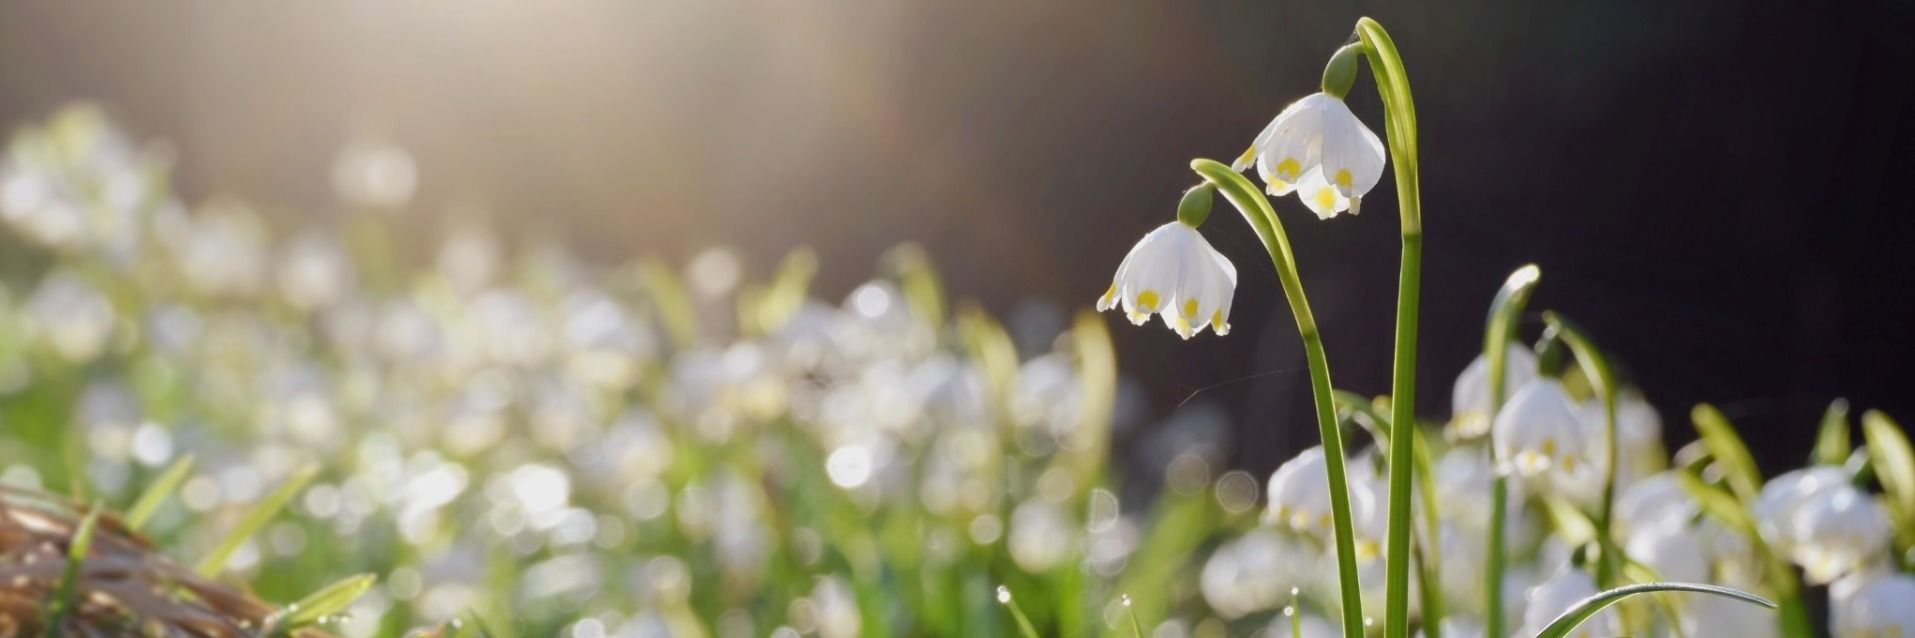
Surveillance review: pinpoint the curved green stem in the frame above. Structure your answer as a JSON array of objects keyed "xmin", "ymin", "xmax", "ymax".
[
  {"xmin": 1481, "ymin": 265, "xmax": 1540, "ymax": 638},
  {"xmin": 1192, "ymin": 158, "xmax": 1364, "ymax": 637},
  {"xmin": 1354, "ymin": 17, "xmax": 1424, "ymax": 638},
  {"xmin": 1542, "ymin": 313, "xmax": 1623, "ymax": 586}
]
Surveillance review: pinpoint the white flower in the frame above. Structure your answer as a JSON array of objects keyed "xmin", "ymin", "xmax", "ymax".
[
  {"xmin": 1266, "ymin": 446, "xmax": 1334, "ymax": 537},
  {"xmin": 1238, "ymin": 92, "xmax": 1387, "ymax": 218},
  {"xmin": 1201, "ymin": 529, "xmax": 1316, "ymax": 619},
  {"xmin": 1492, "ymin": 379, "xmax": 1594, "ymax": 479},
  {"xmin": 1613, "ymin": 472, "xmax": 1698, "ymax": 540},
  {"xmin": 1449, "ymin": 344, "xmax": 1541, "ymax": 438},
  {"xmin": 1787, "ymin": 484, "xmax": 1893, "ymax": 583},
  {"xmin": 1753, "ymin": 466, "xmax": 1850, "ymax": 551},
  {"xmin": 1680, "ymin": 591, "xmax": 1780, "ymax": 638},
  {"xmin": 1832, "ymin": 569, "xmax": 1915, "ymax": 638},
  {"xmin": 1625, "ymin": 518, "xmax": 1709, "ymax": 583},
  {"xmin": 1519, "ymin": 568, "xmax": 1618, "ymax": 638},
  {"xmin": 1097, "ymin": 221, "xmax": 1237, "ymax": 339}
]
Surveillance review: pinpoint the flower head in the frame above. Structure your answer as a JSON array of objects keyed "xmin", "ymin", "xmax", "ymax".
[
  {"xmin": 1097, "ymin": 221, "xmax": 1237, "ymax": 339},
  {"xmin": 1238, "ymin": 92, "xmax": 1387, "ymax": 219},
  {"xmin": 1492, "ymin": 379, "xmax": 1593, "ymax": 478},
  {"xmin": 1787, "ymin": 485, "xmax": 1893, "ymax": 583},
  {"xmin": 1832, "ymin": 570, "xmax": 1915, "ymax": 638}
]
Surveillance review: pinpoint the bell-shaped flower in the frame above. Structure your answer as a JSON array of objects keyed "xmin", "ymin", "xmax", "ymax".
[
  {"xmin": 1832, "ymin": 569, "xmax": 1915, "ymax": 638},
  {"xmin": 1239, "ymin": 92, "xmax": 1386, "ymax": 218},
  {"xmin": 1492, "ymin": 379, "xmax": 1595, "ymax": 479},
  {"xmin": 1097, "ymin": 221, "xmax": 1237, "ymax": 339},
  {"xmin": 1787, "ymin": 484, "xmax": 1893, "ymax": 583},
  {"xmin": 1752, "ymin": 466, "xmax": 1850, "ymax": 551},
  {"xmin": 1613, "ymin": 472, "xmax": 1698, "ymax": 540},
  {"xmin": 1624, "ymin": 518, "xmax": 1710, "ymax": 583},
  {"xmin": 1265, "ymin": 446, "xmax": 1334, "ymax": 538},
  {"xmin": 1200, "ymin": 529, "xmax": 1317, "ymax": 620},
  {"xmin": 1448, "ymin": 344, "xmax": 1541, "ymax": 438}
]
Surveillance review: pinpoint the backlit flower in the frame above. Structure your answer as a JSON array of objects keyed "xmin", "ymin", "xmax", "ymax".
[
  {"xmin": 1097, "ymin": 221, "xmax": 1237, "ymax": 339},
  {"xmin": 1237, "ymin": 92, "xmax": 1387, "ymax": 218},
  {"xmin": 1831, "ymin": 569, "xmax": 1915, "ymax": 638},
  {"xmin": 1492, "ymin": 379, "xmax": 1593, "ymax": 479}
]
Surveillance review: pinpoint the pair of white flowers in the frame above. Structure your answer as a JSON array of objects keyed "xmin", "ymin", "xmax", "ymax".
[{"xmin": 1098, "ymin": 92, "xmax": 1386, "ymax": 336}]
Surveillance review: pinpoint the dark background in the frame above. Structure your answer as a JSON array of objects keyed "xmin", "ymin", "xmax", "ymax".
[{"xmin": 2, "ymin": 0, "xmax": 1911, "ymax": 478}]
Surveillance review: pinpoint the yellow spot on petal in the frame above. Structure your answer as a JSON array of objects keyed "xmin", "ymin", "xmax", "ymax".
[
  {"xmin": 1334, "ymin": 168, "xmax": 1353, "ymax": 189},
  {"xmin": 1101, "ymin": 282, "xmax": 1115, "ymax": 301},
  {"xmin": 1540, "ymin": 438, "xmax": 1557, "ymax": 456},
  {"xmin": 1136, "ymin": 289, "xmax": 1159, "ymax": 310},
  {"xmin": 1182, "ymin": 298, "xmax": 1198, "ymax": 317},
  {"xmin": 1313, "ymin": 187, "xmax": 1338, "ymax": 212},
  {"xmin": 1277, "ymin": 158, "xmax": 1302, "ymax": 181},
  {"xmin": 1210, "ymin": 310, "xmax": 1225, "ymax": 329}
]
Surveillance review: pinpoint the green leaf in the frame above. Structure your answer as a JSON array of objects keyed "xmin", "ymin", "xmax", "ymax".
[
  {"xmin": 266, "ymin": 573, "xmax": 377, "ymax": 635},
  {"xmin": 1674, "ymin": 470, "xmax": 1757, "ymax": 536},
  {"xmin": 124, "ymin": 454, "xmax": 194, "ymax": 530},
  {"xmin": 1862, "ymin": 410, "xmax": 1915, "ymax": 536},
  {"xmin": 1813, "ymin": 399, "xmax": 1852, "ymax": 467},
  {"xmin": 1690, "ymin": 404, "xmax": 1762, "ymax": 501},
  {"xmin": 195, "ymin": 465, "xmax": 318, "ymax": 577},
  {"xmin": 40, "ymin": 503, "xmax": 101, "ymax": 638},
  {"xmin": 1531, "ymin": 582, "xmax": 1773, "ymax": 638}
]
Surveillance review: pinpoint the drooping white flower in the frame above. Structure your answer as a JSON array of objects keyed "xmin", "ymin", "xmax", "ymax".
[
  {"xmin": 1098, "ymin": 221, "xmax": 1237, "ymax": 339},
  {"xmin": 1752, "ymin": 466, "xmax": 1850, "ymax": 551},
  {"xmin": 1613, "ymin": 472, "xmax": 1698, "ymax": 540},
  {"xmin": 1831, "ymin": 569, "xmax": 1915, "ymax": 638},
  {"xmin": 1492, "ymin": 379, "xmax": 1595, "ymax": 480},
  {"xmin": 1201, "ymin": 529, "xmax": 1316, "ymax": 619},
  {"xmin": 1625, "ymin": 518, "xmax": 1710, "ymax": 583},
  {"xmin": 1519, "ymin": 568, "xmax": 1618, "ymax": 638},
  {"xmin": 1266, "ymin": 446, "xmax": 1334, "ymax": 538},
  {"xmin": 1449, "ymin": 344, "xmax": 1541, "ymax": 438},
  {"xmin": 1786, "ymin": 484, "xmax": 1893, "ymax": 583},
  {"xmin": 1238, "ymin": 92, "xmax": 1387, "ymax": 218}
]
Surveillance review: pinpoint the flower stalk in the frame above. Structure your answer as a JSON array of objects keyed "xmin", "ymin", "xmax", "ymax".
[
  {"xmin": 1190, "ymin": 159, "xmax": 1366, "ymax": 637},
  {"xmin": 1482, "ymin": 265, "xmax": 1541, "ymax": 638},
  {"xmin": 1350, "ymin": 17, "xmax": 1425, "ymax": 638}
]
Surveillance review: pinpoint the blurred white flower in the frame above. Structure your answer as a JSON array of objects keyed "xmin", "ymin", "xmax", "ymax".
[
  {"xmin": 1239, "ymin": 92, "xmax": 1387, "ymax": 218},
  {"xmin": 1449, "ymin": 344, "xmax": 1540, "ymax": 438},
  {"xmin": 278, "ymin": 230, "xmax": 355, "ymax": 311},
  {"xmin": 1493, "ymin": 379, "xmax": 1599, "ymax": 495},
  {"xmin": 1261, "ymin": 612, "xmax": 1335, "ymax": 638},
  {"xmin": 1200, "ymin": 529, "xmax": 1314, "ymax": 619},
  {"xmin": 1519, "ymin": 568, "xmax": 1617, "ymax": 638},
  {"xmin": 1097, "ymin": 221, "xmax": 1236, "ymax": 339},
  {"xmin": 1613, "ymin": 472, "xmax": 1698, "ymax": 540},
  {"xmin": 1753, "ymin": 465, "xmax": 1849, "ymax": 551},
  {"xmin": 1786, "ymin": 484, "xmax": 1892, "ymax": 583},
  {"xmin": 1266, "ymin": 446, "xmax": 1334, "ymax": 538},
  {"xmin": 1679, "ymin": 590, "xmax": 1779, "ymax": 638},
  {"xmin": 1625, "ymin": 518, "xmax": 1709, "ymax": 582},
  {"xmin": 26, "ymin": 269, "xmax": 116, "ymax": 362},
  {"xmin": 1831, "ymin": 569, "xmax": 1915, "ymax": 638}
]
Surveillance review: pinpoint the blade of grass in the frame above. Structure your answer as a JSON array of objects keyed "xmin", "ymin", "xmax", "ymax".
[
  {"xmin": 195, "ymin": 464, "xmax": 318, "ymax": 577},
  {"xmin": 41, "ymin": 503, "xmax": 101, "ymax": 638},
  {"xmin": 995, "ymin": 586, "xmax": 1040, "ymax": 638},
  {"xmin": 1690, "ymin": 404, "xmax": 1762, "ymax": 500},
  {"xmin": 1532, "ymin": 582, "xmax": 1772, "ymax": 638},
  {"xmin": 125, "ymin": 454, "xmax": 195, "ymax": 530},
  {"xmin": 264, "ymin": 573, "xmax": 378, "ymax": 636}
]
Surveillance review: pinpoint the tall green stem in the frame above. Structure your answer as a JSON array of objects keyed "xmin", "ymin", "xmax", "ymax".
[
  {"xmin": 1353, "ymin": 17, "xmax": 1423, "ymax": 638},
  {"xmin": 1192, "ymin": 159, "xmax": 1365, "ymax": 638},
  {"xmin": 1482, "ymin": 265, "xmax": 1540, "ymax": 638}
]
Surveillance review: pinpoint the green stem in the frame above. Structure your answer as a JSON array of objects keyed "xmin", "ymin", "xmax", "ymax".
[
  {"xmin": 1355, "ymin": 17, "xmax": 1423, "ymax": 638},
  {"xmin": 1542, "ymin": 313, "xmax": 1623, "ymax": 586},
  {"xmin": 1481, "ymin": 265, "xmax": 1540, "ymax": 638},
  {"xmin": 1192, "ymin": 159, "xmax": 1364, "ymax": 638}
]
